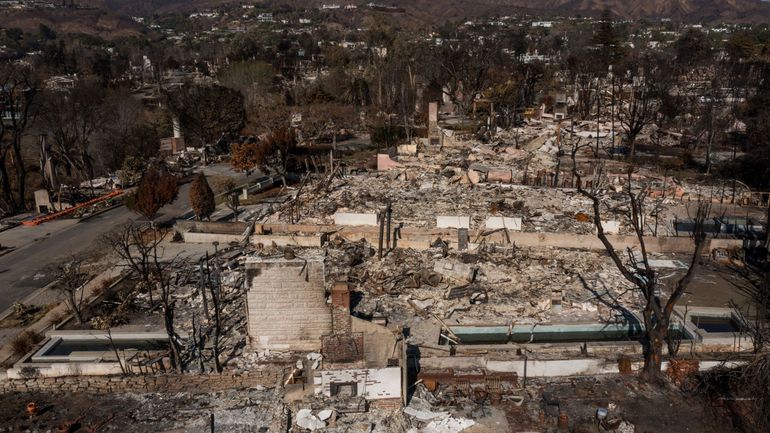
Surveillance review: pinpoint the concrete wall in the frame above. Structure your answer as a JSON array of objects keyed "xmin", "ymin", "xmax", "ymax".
[
  {"xmin": 481, "ymin": 231, "xmax": 741, "ymax": 254},
  {"xmin": 599, "ymin": 220, "xmax": 621, "ymax": 235},
  {"xmin": 377, "ymin": 154, "xmax": 400, "ymax": 171},
  {"xmin": 247, "ymin": 223, "xmax": 743, "ymax": 254},
  {"xmin": 710, "ymin": 238, "xmax": 748, "ymax": 251},
  {"xmin": 420, "ymin": 356, "xmax": 746, "ymax": 378},
  {"xmin": 486, "ymin": 359, "xmax": 615, "ymax": 376},
  {"xmin": 175, "ymin": 220, "xmax": 250, "ymax": 234},
  {"xmin": 183, "ymin": 232, "xmax": 244, "ymax": 244},
  {"xmin": 487, "ymin": 170, "xmax": 513, "ymax": 183},
  {"xmin": 334, "ymin": 212, "xmax": 378, "ymax": 227},
  {"xmin": 246, "ymin": 258, "xmax": 331, "ymax": 351},
  {"xmin": 484, "ymin": 217, "xmax": 522, "ymax": 231},
  {"xmin": 351, "ymin": 317, "xmax": 397, "ymax": 368},
  {"xmin": 398, "ymin": 144, "xmax": 417, "ymax": 155},
  {"xmin": 436, "ymin": 216, "xmax": 470, "ymax": 229},
  {"xmin": 251, "ymin": 234, "xmax": 325, "ymax": 247},
  {"xmin": 316, "ymin": 367, "xmax": 401, "ymax": 400},
  {"xmin": 428, "ymin": 101, "xmax": 439, "ymax": 125}
]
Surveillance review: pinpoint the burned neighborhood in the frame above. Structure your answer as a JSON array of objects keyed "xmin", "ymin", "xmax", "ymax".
[{"xmin": 0, "ymin": 1, "xmax": 770, "ymax": 432}]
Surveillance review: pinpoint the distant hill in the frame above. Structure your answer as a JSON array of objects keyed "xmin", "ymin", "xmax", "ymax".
[
  {"xmin": 5, "ymin": 0, "xmax": 769, "ymax": 39},
  {"xmin": 87, "ymin": 0, "xmax": 244, "ymax": 15},
  {"xmin": 363, "ymin": 0, "xmax": 770, "ymax": 24},
  {"xmin": 489, "ymin": 0, "xmax": 770, "ymax": 23},
  {"xmin": 97, "ymin": 0, "xmax": 770, "ymax": 24},
  {"xmin": 0, "ymin": 6, "xmax": 148, "ymax": 40}
]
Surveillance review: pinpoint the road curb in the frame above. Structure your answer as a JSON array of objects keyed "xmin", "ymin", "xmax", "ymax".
[
  {"xmin": 77, "ymin": 203, "xmax": 125, "ymax": 223},
  {"xmin": 0, "ymin": 279, "xmax": 59, "ymax": 323}
]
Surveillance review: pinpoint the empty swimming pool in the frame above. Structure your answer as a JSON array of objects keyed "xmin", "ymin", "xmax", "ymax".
[
  {"xmin": 691, "ymin": 315, "xmax": 743, "ymax": 333},
  {"xmin": 442, "ymin": 322, "xmax": 689, "ymax": 345},
  {"xmin": 29, "ymin": 330, "xmax": 170, "ymax": 363}
]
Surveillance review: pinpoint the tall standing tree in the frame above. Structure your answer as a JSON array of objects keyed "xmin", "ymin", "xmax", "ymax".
[
  {"xmin": 592, "ymin": 9, "xmax": 626, "ymax": 69},
  {"xmin": 126, "ymin": 168, "xmax": 179, "ymax": 223},
  {"xmin": 295, "ymin": 103, "xmax": 358, "ymax": 147},
  {"xmin": 617, "ymin": 54, "xmax": 665, "ymax": 157},
  {"xmin": 167, "ymin": 83, "xmax": 246, "ymax": 162},
  {"xmin": 226, "ymin": 190, "xmax": 240, "ymax": 222},
  {"xmin": 233, "ymin": 128, "xmax": 298, "ymax": 176},
  {"xmin": 149, "ymin": 229, "xmax": 184, "ymax": 371},
  {"xmin": 567, "ymin": 52, "xmax": 599, "ymax": 120},
  {"xmin": 692, "ymin": 76, "xmax": 730, "ymax": 174},
  {"xmin": 422, "ymin": 35, "xmax": 503, "ymax": 115},
  {"xmin": 38, "ymin": 78, "xmax": 107, "ymax": 189},
  {"xmin": 572, "ymin": 145, "xmax": 709, "ymax": 380},
  {"xmin": 91, "ymin": 89, "xmax": 161, "ymax": 174},
  {"xmin": 486, "ymin": 79, "xmax": 521, "ymax": 129},
  {"xmin": 230, "ymin": 141, "xmax": 265, "ymax": 175},
  {"xmin": 113, "ymin": 168, "xmax": 184, "ymax": 370},
  {"xmin": 189, "ymin": 173, "xmax": 215, "ymax": 221},
  {"xmin": 673, "ymin": 28, "xmax": 713, "ymax": 72},
  {"xmin": 102, "ymin": 223, "xmax": 163, "ymax": 303},
  {"xmin": 0, "ymin": 62, "xmax": 37, "ymax": 213},
  {"xmin": 735, "ymin": 65, "xmax": 770, "ymax": 191},
  {"xmin": 54, "ymin": 256, "xmax": 89, "ymax": 325}
]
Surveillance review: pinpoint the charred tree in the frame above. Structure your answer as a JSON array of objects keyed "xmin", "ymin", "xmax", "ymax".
[
  {"xmin": 54, "ymin": 256, "xmax": 89, "ymax": 324},
  {"xmin": 571, "ymin": 143, "xmax": 709, "ymax": 381}
]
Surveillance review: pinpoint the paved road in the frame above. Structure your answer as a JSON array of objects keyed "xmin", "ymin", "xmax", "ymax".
[{"xmin": 0, "ymin": 164, "xmax": 251, "ymax": 312}]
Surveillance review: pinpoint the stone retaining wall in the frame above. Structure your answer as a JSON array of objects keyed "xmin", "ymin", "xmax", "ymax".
[{"xmin": 0, "ymin": 367, "xmax": 283, "ymax": 395}]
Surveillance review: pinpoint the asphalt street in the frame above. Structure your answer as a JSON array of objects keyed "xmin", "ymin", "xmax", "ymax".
[{"xmin": 0, "ymin": 164, "xmax": 251, "ymax": 312}]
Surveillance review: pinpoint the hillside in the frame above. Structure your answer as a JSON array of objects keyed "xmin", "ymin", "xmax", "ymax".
[
  {"xmin": 110, "ymin": 0, "xmax": 770, "ymax": 24},
  {"xmin": 0, "ymin": 7, "xmax": 149, "ymax": 40},
  {"xmin": 5, "ymin": 0, "xmax": 769, "ymax": 38},
  {"xmin": 502, "ymin": 0, "xmax": 770, "ymax": 23},
  {"xmin": 378, "ymin": 0, "xmax": 770, "ymax": 24}
]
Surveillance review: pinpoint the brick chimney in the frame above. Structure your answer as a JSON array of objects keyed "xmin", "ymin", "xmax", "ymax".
[{"xmin": 331, "ymin": 282, "xmax": 352, "ymax": 334}]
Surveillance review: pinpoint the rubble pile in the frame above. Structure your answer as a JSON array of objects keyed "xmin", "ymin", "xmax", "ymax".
[
  {"xmin": 322, "ymin": 238, "xmax": 640, "ymax": 326},
  {"xmin": 293, "ymin": 406, "xmax": 412, "ymax": 433},
  {"xmin": 129, "ymin": 388, "xmax": 289, "ymax": 432},
  {"xmin": 260, "ymin": 143, "xmax": 690, "ymax": 236},
  {"xmin": 160, "ymin": 246, "xmax": 253, "ymax": 373}
]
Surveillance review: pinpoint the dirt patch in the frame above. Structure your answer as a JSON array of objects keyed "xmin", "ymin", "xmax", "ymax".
[
  {"xmin": 515, "ymin": 376, "xmax": 736, "ymax": 433},
  {"xmin": 0, "ymin": 303, "xmax": 57, "ymax": 329},
  {"xmin": 0, "ymin": 388, "xmax": 284, "ymax": 433}
]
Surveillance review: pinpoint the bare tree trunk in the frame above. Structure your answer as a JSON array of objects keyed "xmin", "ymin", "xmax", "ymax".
[
  {"xmin": 209, "ymin": 279, "xmax": 222, "ymax": 373},
  {"xmin": 596, "ymin": 78, "xmax": 601, "ymax": 157},
  {"xmin": 151, "ymin": 227, "xmax": 182, "ymax": 371},
  {"xmin": 67, "ymin": 291, "xmax": 85, "ymax": 324},
  {"xmin": 11, "ymin": 139, "xmax": 26, "ymax": 210},
  {"xmin": 642, "ymin": 327, "xmax": 665, "ymax": 380},
  {"xmin": 705, "ymin": 125, "xmax": 714, "ymax": 175},
  {"xmin": 162, "ymin": 298, "xmax": 182, "ymax": 371},
  {"xmin": 204, "ymin": 255, "xmax": 222, "ymax": 372},
  {"xmin": 0, "ymin": 154, "xmax": 14, "ymax": 210},
  {"xmin": 571, "ymin": 143, "xmax": 708, "ymax": 381}
]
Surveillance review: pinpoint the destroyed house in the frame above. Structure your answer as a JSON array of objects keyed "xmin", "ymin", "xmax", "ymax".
[{"xmin": 245, "ymin": 256, "xmax": 404, "ymax": 408}]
